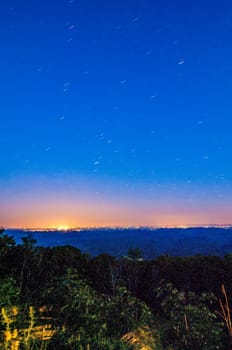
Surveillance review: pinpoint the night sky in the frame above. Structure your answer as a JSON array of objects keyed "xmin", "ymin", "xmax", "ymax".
[{"xmin": 1, "ymin": 0, "xmax": 232, "ymax": 228}]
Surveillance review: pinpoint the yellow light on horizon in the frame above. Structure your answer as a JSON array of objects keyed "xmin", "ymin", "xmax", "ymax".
[{"xmin": 57, "ymin": 225, "xmax": 69, "ymax": 231}]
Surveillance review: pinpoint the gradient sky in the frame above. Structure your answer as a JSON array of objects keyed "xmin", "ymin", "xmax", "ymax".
[{"xmin": 1, "ymin": 0, "xmax": 232, "ymax": 228}]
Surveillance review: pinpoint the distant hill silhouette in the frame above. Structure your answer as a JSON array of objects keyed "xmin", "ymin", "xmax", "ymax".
[{"xmin": 6, "ymin": 227, "xmax": 232, "ymax": 259}]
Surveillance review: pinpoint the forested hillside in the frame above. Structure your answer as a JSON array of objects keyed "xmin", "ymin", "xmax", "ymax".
[{"xmin": 0, "ymin": 228, "xmax": 231, "ymax": 349}]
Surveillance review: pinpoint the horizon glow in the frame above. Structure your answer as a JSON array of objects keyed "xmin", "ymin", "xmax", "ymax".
[{"xmin": 1, "ymin": 176, "xmax": 232, "ymax": 228}]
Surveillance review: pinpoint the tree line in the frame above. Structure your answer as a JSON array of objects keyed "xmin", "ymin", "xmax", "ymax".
[{"xmin": 0, "ymin": 227, "xmax": 232, "ymax": 349}]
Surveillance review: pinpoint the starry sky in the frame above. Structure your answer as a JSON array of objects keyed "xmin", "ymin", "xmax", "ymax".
[{"xmin": 1, "ymin": 0, "xmax": 232, "ymax": 228}]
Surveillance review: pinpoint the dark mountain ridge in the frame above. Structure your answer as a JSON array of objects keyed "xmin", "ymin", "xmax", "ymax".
[{"xmin": 6, "ymin": 227, "xmax": 232, "ymax": 259}]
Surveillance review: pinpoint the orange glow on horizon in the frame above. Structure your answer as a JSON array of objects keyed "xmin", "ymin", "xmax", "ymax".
[
  {"xmin": 55, "ymin": 225, "xmax": 69, "ymax": 231},
  {"xmin": 2, "ymin": 176, "xmax": 232, "ymax": 229},
  {"xmin": 2, "ymin": 197, "xmax": 232, "ymax": 229},
  {"xmin": 3, "ymin": 210, "xmax": 232, "ymax": 230}
]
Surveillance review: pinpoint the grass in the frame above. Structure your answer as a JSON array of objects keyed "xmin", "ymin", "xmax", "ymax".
[{"xmin": 0, "ymin": 306, "xmax": 54, "ymax": 350}]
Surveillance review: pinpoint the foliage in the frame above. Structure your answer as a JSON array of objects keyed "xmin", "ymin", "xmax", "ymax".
[
  {"xmin": 0, "ymin": 278, "xmax": 20, "ymax": 309},
  {"xmin": 0, "ymin": 230, "xmax": 231, "ymax": 349},
  {"xmin": 122, "ymin": 326, "xmax": 162, "ymax": 350},
  {"xmin": 47, "ymin": 330, "xmax": 131, "ymax": 350},
  {"xmin": 156, "ymin": 283, "xmax": 224, "ymax": 350},
  {"xmin": 0, "ymin": 230, "xmax": 15, "ymax": 255},
  {"xmin": 126, "ymin": 248, "xmax": 143, "ymax": 262},
  {"xmin": 42, "ymin": 271, "xmax": 153, "ymax": 348},
  {"xmin": 217, "ymin": 284, "xmax": 232, "ymax": 347},
  {"xmin": 0, "ymin": 306, "xmax": 49, "ymax": 350},
  {"xmin": 0, "ymin": 230, "xmax": 15, "ymax": 278},
  {"xmin": 104, "ymin": 287, "xmax": 154, "ymax": 337}
]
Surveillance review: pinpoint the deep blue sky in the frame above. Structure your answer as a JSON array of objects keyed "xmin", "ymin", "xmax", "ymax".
[{"xmin": 1, "ymin": 0, "xmax": 232, "ymax": 227}]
